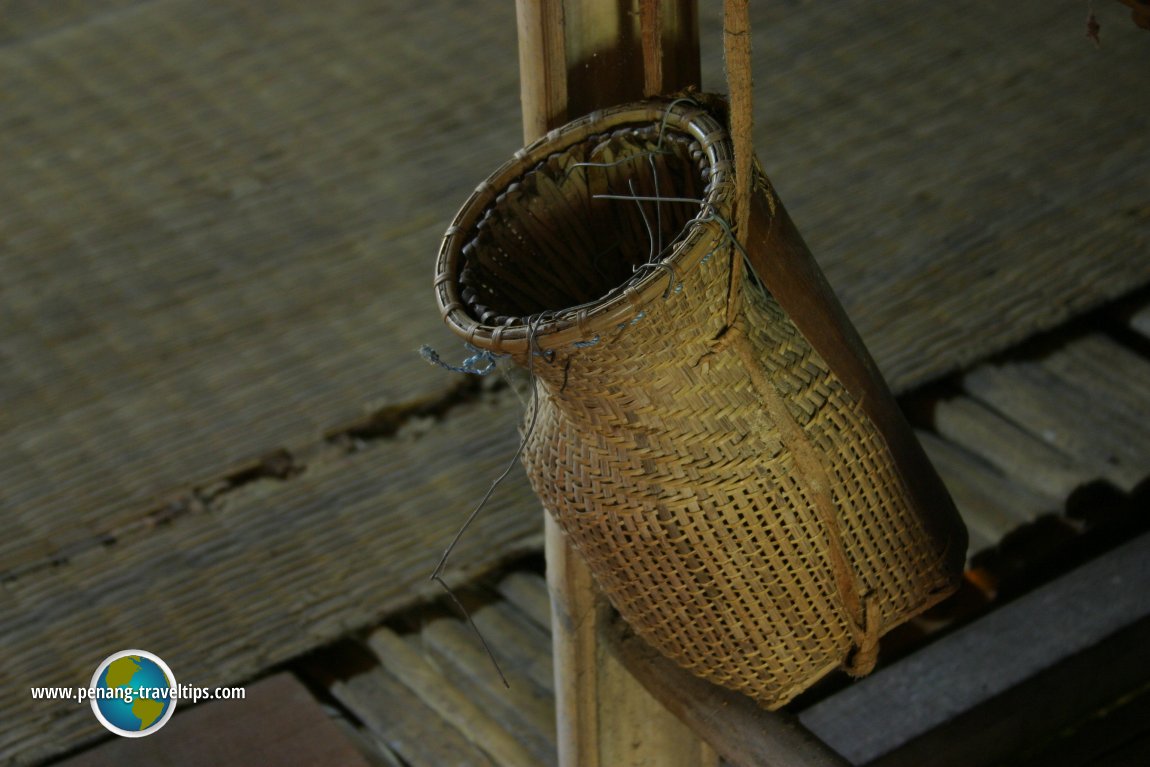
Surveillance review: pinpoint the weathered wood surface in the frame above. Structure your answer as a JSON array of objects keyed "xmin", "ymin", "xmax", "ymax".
[
  {"xmin": 916, "ymin": 430, "xmax": 1052, "ymax": 553},
  {"xmin": 56, "ymin": 673, "xmax": 374, "ymax": 767},
  {"xmin": 1132, "ymin": 300, "xmax": 1150, "ymax": 339},
  {"xmin": 367, "ymin": 627, "xmax": 543, "ymax": 767},
  {"xmin": 418, "ymin": 612, "xmax": 557, "ymax": 761},
  {"xmin": 324, "ymin": 648, "xmax": 502, "ymax": 767},
  {"xmin": 920, "ymin": 325, "xmax": 1150, "ymax": 552},
  {"xmin": 313, "ymin": 571, "xmax": 562, "ymax": 767},
  {"xmin": 607, "ymin": 612, "xmax": 852, "ymax": 767},
  {"xmin": 933, "ymin": 397, "xmax": 1089, "ymax": 503},
  {"xmin": 2, "ymin": 0, "xmax": 1149, "ymax": 763},
  {"xmin": 1, "ymin": 388, "xmax": 543, "ymax": 763},
  {"xmin": 798, "ymin": 530, "xmax": 1150, "ymax": 767},
  {"xmin": 961, "ymin": 335, "xmax": 1150, "ymax": 493}
]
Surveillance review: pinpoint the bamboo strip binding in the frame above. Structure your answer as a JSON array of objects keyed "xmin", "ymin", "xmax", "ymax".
[{"xmin": 435, "ymin": 99, "xmax": 967, "ymax": 708}]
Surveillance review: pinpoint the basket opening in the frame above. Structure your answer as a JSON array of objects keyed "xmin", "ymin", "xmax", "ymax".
[{"xmin": 458, "ymin": 125, "xmax": 710, "ymax": 326}]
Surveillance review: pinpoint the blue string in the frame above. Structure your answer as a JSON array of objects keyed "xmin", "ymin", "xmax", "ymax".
[
  {"xmin": 419, "ymin": 344, "xmax": 500, "ymax": 376},
  {"xmin": 572, "ymin": 335, "xmax": 601, "ymax": 348}
]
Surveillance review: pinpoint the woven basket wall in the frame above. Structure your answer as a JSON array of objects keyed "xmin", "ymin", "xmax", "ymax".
[{"xmin": 435, "ymin": 99, "xmax": 968, "ymax": 708}]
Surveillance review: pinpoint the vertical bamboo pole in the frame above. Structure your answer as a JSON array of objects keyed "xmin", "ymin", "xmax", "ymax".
[
  {"xmin": 546, "ymin": 519, "xmax": 722, "ymax": 766},
  {"xmin": 515, "ymin": 2, "xmax": 713, "ymax": 765},
  {"xmin": 516, "ymin": 0, "xmax": 568, "ymax": 143}
]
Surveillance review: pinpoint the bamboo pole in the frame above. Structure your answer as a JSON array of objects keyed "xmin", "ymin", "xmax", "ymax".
[
  {"xmin": 516, "ymin": 0, "xmax": 700, "ymax": 142},
  {"xmin": 515, "ymin": 2, "xmax": 713, "ymax": 765},
  {"xmin": 516, "ymin": 0, "xmax": 568, "ymax": 143},
  {"xmin": 546, "ymin": 520, "xmax": 719, "ymax": 766}
]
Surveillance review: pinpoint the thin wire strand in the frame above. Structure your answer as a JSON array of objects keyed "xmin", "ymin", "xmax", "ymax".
[
  {"xmin": 656, "ymin": 96, "xmax": 703, "ymax": 151},
  {"xmin": 429, "ymin": 313, "xmax": 554, "ymax": 689},
  {"xmin": 562, "ymin": 95, "xmax": 702, "ymax": 184},
  {"xmin": 629, "ymin": 178, "xmax": 657, "ymax": 265},
  {"xmin": 648, "ymin": 153, "xmax": 663, "ymax": 261},
  {"xmin": 563, "ymin": 150, "xmax": 672, "ymax": 183},
  {"xmin": 593, "ymin": 193, "xmax": 704, "ymax": 204}
]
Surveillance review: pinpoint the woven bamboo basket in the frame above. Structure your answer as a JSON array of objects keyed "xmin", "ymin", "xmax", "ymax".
[{"xmin": 435, "ymin": 99, "xmax": 968, "ymax": 708}]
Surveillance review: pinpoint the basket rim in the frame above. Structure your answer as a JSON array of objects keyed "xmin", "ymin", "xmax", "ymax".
[{"xmin": 434, "ymin": 98, "xmax": 737, "ymax": 355}]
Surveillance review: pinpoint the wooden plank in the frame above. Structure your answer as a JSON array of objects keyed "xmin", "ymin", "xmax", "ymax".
[
  {"xmin": 963, "ymin": 359, "xmax": 1149, "ymax": 491},
  {"xmin": 935, "ymin": 333, "xmax": 1150, "ymax": 516},
  {"xmin": 328, "ymin": 716, "xmax": 409, "ymax": 767},
  {"xmin": 917, "ymin": 430, "xmax": 1052, "ymax": 551},
  {"xmin": 798, "ymin": 531, "xmax": 1150, "ymax": 767},
  {"xmin": 495, "ymin": 570, "xmax": 553, "ymax": 632},
  {"xmin": 417, "ymin": 615, "xmax": 558, "ymax": 764},
  {"xmin": 57, "ymin": 673, "xmax": 374, "ymax": 767},
  {"xmin": 1131, "ymin": 300, "xmax": 1150, "ymax": 340},
  {"xmin": 607, "ymin": 614, "xmax": 852, "ymax": 767},
  {"xmin": 1038, "ymin": 334, "xmax": 1150, "ymax": 432},
  {"xmin": 367, "ymin": 627, "xmax": 541, "ymax": 767},
  {"xmin": 326, "ymin": 652, "xmax": 499, "ymax": 767},
  {"xmin": 933, "ymin": 396, "xmax": 1085, "ymax": 502},
  {"xmin": 875, "ymin": 617, "xmax": 1150, "ymax": 767},
  {"xmin": 471, "ymin": 598, "xmax": 557, "ymax": 697}
]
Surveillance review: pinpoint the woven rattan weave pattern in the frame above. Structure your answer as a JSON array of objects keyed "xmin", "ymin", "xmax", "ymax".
[{"xmin": 435, "ymin": 99, "xmax": 966, "ymax": 707}]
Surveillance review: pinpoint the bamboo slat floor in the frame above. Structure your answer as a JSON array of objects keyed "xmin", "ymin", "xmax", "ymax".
[
  {"xmin": 53, "ymin": 292, "xmax": 1150, "ymax": 767},
  {"xmin": 3, "ymin": 0, "xmax": 1150, "ymax": 763}
]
